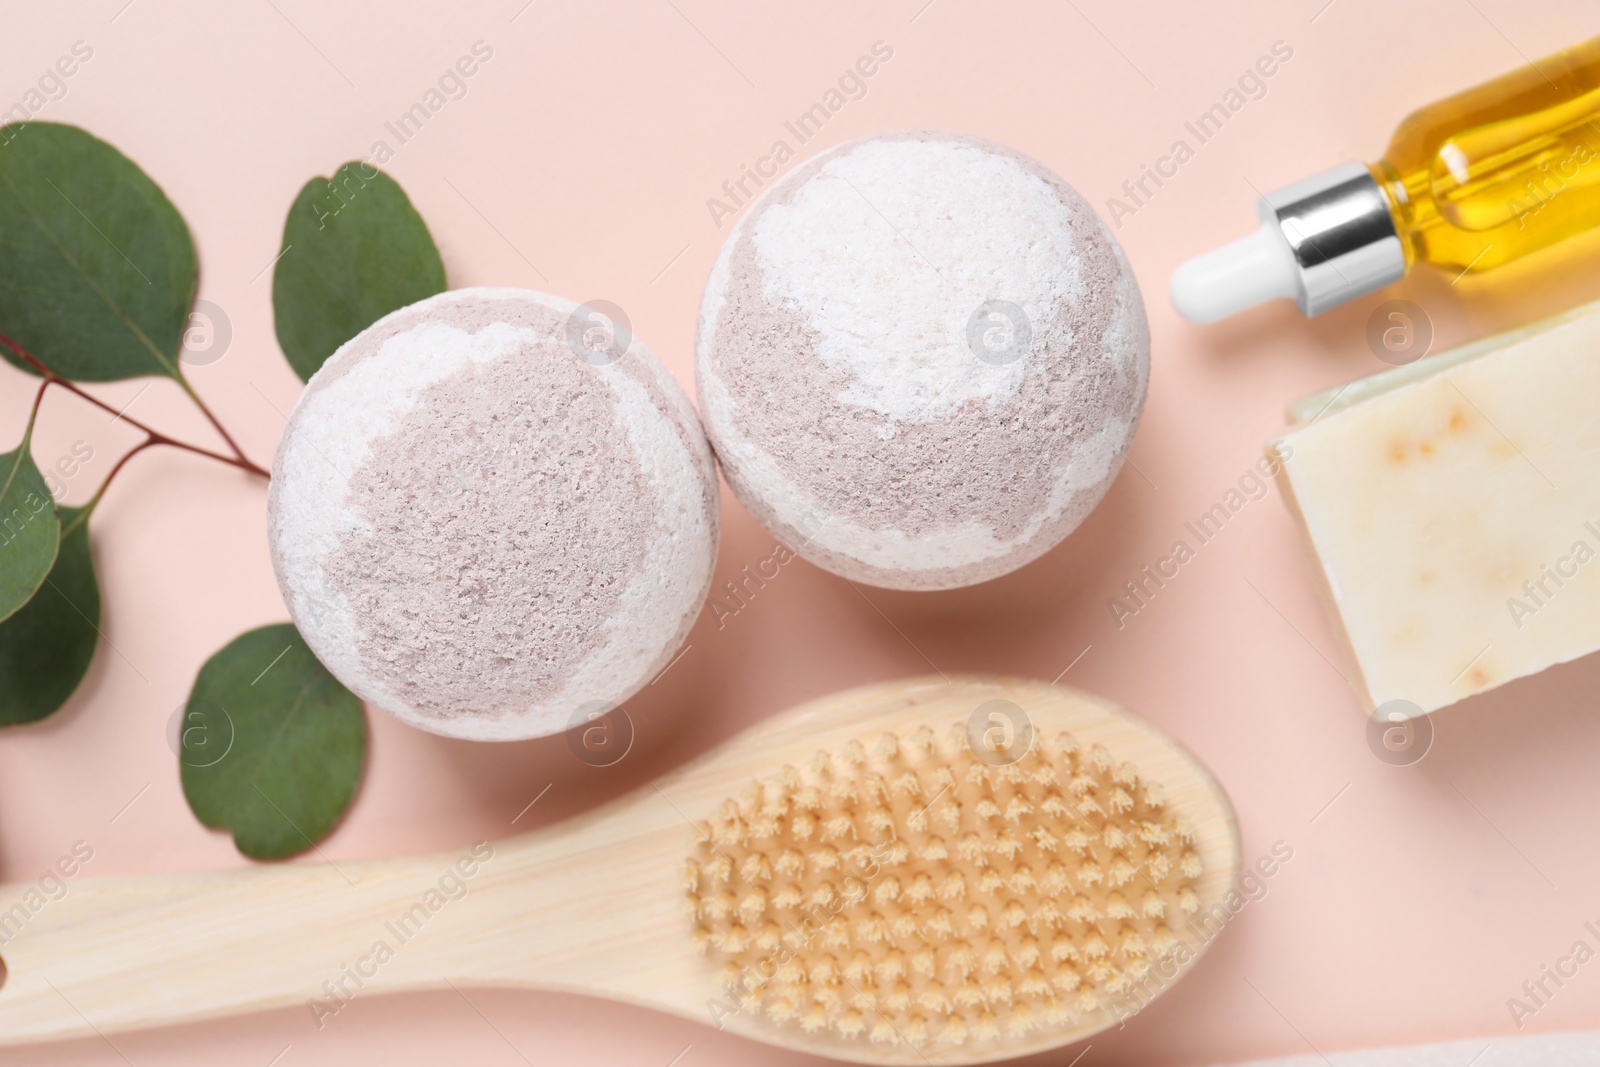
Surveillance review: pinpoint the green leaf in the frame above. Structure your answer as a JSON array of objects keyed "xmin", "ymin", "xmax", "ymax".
[
  {"xmin": 273, "ymin": 162, "xmax": 446, "ymax": 381},
  {"xmin": 0, "ymin": 437, "xmax": 60, "ymax": 621},
  {"xmin": 0, "ymin": 507, "xmax": 100, "ymax": 725},
  {"xmin": 181, "ymin": 624, "xmax": 367, "ymax": 860},
  {"xmin": 0, "ymin": 122, "xmax": 197, "ymax": 382}
]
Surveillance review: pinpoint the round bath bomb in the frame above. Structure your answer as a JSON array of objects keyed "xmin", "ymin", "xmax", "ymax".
[
  {"xmin": 268, "ymin": 288, "xmax": 718, "ymax": 742},
  {"xmin": 696, "ymin": 131, "xmax": 1149, "ymax": 590}
]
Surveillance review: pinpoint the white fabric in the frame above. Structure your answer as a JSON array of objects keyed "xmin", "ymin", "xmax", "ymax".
[{"xmin": 1215, "ymin": 1030, "xmax": 1600, "ymax": 1067}]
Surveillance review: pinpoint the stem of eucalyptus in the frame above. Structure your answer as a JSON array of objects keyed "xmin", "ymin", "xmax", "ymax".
[
  {"xmin": 0, "ymin": 332, "xmax": 269, "ymax": 479},
  {"xmin": 68, "ymin": 438, "xmax": 157, "ymax": 533},
  {"xmin": 174, "ymin": 368, "xmax": 259, "ymax": 474},
  {"xmin": 25, "ymin": 377, "xmax": 49, "ymax": 437}
]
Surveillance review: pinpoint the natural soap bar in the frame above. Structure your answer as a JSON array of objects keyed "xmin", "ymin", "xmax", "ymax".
[{"xmin": 1267, "ymin": 301, "xmax": 1600, "ymax": 716}]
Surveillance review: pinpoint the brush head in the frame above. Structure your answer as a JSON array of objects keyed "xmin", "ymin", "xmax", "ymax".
[{"xmin": 685, "ymin": 717, "xmax": 1213, "ymax": 1055}]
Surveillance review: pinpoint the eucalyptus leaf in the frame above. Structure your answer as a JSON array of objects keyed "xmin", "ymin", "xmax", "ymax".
[
  {"xmin": 181, "ymin": 624, "xmax": 366, "ymax": 860},
  {"xmin": 273, "ymin": 162, "xmax": 446, "ymax": 381},
  {"xmin": 0, "ymin": 122, "xmax": 197, "ymax": 382},
  {"xmin": 0, "ymin": 438, "xmax": 60, "ymax": 621},
  {"xmin": 0, "ymin": 506, "xmax": 99, "ymax": 725}
]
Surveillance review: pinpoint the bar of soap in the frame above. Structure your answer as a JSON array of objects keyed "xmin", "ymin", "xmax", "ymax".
[{"xmin": 1268, "ymin": 300, "xmax": 1600, "ymax": 716}]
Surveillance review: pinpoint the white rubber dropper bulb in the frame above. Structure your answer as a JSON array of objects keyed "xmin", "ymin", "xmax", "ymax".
[{"xmin": 1169, "ymin": 221, "xmax": 1301, "ymax": 324}]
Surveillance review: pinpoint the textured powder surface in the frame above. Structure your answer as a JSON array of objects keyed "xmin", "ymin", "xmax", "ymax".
[
  {"xmin": 268, "ymin": 288, "xmax": 718, "ymax": 741},
  {"xmin": 696, "ymin": 131, "xmax": 1149, "ymax": 590},
  {"xmin": 326, "ymin": 352, "xmax": 650, "ymax": 720}
]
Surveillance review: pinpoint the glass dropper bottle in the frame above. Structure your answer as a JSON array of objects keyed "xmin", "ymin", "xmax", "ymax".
[{"xmin": 1171, "ymin": 36, "xmax": 1600, "ymax": 323}]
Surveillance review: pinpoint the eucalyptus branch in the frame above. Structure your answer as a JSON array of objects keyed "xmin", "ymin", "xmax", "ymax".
[
  {"xmin": 66, "ymin": 437, "xmax": 157, "ymax": 534},
  {"xmin": 174, "ymin": 369, "xmax": 258, "ymax": 473},
  {"xmin": 25, "ymin": 376, "xmax": 49, "ymax": 436},
  {"xmin": 0, "ymin": 332, "xmax": 269, "ymax": 479}
]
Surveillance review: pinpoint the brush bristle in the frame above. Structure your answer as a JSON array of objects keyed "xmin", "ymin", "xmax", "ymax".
[{"xmin": 686, "ymin": 725, "xmax": 1204, "ymax": 1048}]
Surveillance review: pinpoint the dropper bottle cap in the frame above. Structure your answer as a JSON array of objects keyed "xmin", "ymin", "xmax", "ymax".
[{"xmin": 1170, "ymin": 162, "xmax": 1408, "ymax": 323}]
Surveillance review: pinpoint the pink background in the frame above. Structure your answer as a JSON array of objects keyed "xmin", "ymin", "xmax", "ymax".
[{"xmin": 4, "ymin": 1, "xmax": 1600, "ymax": 1064}]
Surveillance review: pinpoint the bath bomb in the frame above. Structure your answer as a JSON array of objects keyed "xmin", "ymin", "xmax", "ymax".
[
  {"xmin": 696, "ymin": 131, "xmax": 1149, "ymax": 590},
  {"xmin": 268, "ymin": 288, "xmax": 718, "ymax": 742}
]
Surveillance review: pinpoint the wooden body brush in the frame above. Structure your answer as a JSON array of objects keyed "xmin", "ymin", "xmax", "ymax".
[{"xmin": 0, "ymin": 676, "xmax": 1239, "ymax": 1063}]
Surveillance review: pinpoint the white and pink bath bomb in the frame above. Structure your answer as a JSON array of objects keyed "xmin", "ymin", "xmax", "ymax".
[
  {"xmin": 268, "ymin": 288, "xmax": 718, "ymax": 742},
  {"xmin": 696, "ymin": 131, "xmax": 1149, "ymax": 590}
]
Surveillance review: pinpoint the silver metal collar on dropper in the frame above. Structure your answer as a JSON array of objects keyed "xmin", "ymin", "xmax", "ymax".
[
  {"xmin": 1262, "ymin": 162, "xmax": 1408, "ymax": 315},
  {"xmin": 1169, "ymin": 161, "xmax": 1409, "ymax": 323}
]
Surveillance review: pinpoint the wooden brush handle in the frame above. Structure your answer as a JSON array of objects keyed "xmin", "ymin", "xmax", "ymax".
[
  {"xmin": 0, "ymin": 811, "xmax": 686, "ymax": 1045},
  {"xmin": 0, "ymin": 843, "xmax": 500, "ymax": 1042}
]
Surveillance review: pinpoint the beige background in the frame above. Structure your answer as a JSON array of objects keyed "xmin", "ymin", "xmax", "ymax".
[{"xmin": 3, "ymin": 1, "xmax": 1600, "ymax": 1064}]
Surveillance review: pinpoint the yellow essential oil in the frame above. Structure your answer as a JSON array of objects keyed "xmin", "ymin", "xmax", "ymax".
[
  {"xmin": 1171, "ymin": 37, "xmax": 1600, "ymax": 322},
  {"xmin": 1377, "ymin": 36, "xmax": 1600, "ymax": 273}
]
